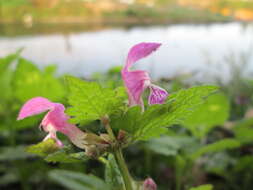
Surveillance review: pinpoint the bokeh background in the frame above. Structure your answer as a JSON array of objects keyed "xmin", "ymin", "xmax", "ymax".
[{"xmin": 1, "ymin": 0, "xmax": 253, "ymax": 190}]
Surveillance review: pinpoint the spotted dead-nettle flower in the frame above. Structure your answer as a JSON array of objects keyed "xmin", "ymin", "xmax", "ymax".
[
  {"xmin": 121, "ymin": 42, "xmax": 168, "ymax": 109},
  {"xmin": 17, "ymin": 97, "xmax": 89, "ymax": 149}
]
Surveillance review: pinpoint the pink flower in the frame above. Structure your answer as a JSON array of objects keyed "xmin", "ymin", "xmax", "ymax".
[
  {"xmin": 121, "ymin": 42, "xmax": 168, "ymax": 110},
  {"xmin": 17, "ymin": 97, "xmax": 86, "ymax": 149},
  {"xmin": 143, "ymin": 178, "xmax": 157, "ymax": 190}
]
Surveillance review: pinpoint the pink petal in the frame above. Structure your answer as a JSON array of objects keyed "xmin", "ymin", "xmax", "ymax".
[
  {"xmin": 17, "ymin": 97, "xmax": 54, "ymax": 120},
  {"xmin": 124, "ymin": 42, "xmax": 161, "ymax": 71},
  {"xmin": 41, "ymin": 103, "xmax": 68, "ymax": 131},
  {"xmin": 122, "ymin": 70, "xmax": 150, "ymax": 107},
  {"xmin": 148, "ymin": 84, "xmax": 169, "ymax": 105}
]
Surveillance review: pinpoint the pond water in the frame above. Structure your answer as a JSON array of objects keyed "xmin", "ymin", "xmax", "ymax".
[{"xmin": 0, "ymin": 22, "xmax": 253, "ymax": 81}]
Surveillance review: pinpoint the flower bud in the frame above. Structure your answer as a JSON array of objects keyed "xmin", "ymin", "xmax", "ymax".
[{"xmin": 143, "ymin": 178, "xmax": 157, "ymax": 190}]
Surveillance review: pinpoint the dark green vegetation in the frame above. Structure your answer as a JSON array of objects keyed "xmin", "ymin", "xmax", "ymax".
[{"xmin": 1, "ymin": 51, "xmax": 253, "ymax": 190}]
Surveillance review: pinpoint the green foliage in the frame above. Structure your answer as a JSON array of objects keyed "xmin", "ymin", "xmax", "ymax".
[
  {"xmin": 0, "ymin": 146, "xmax": 33, "ymax": 161},
  {"xmin": 146, "ymin": 136, "xmax": 197, "ymax": 156},
  {"xmin": 113, "ymin": 85, "xmax": 218, "ymax": 141},
  {"xmin": 26, "ymin": 139, "xmax": 60, "ymax": 157},
  {"xmin": 183, "ymin": 93, "xmax": 230, "ymax": 138},
  {"xmin": 232, "ymin": 118, "xmax": 253, "ymax": 144},
  {"xmin": 49, "ymin": 169, "xmax": 110, "ymax": 190},
  {"xmin": 104, "ymin": 154, "xmax": 125, "ymax": 190},
  {"xmin": 190, "ymin": 139, "xmax": 241, "ymax": 160},
  {"xmin": 13, "ymin": 58, "xmax": 66, "ymax": 102},
  {"xmin": 45, "ymin": 149, "xmax": 89, "ymax": 163},
  {"xmin": 66, "ymin": 75, "xmax": 126, "ymax": 124},
  {"xmin": 189, "ymin": 184, "xmax": 213, "ymax": 190}
]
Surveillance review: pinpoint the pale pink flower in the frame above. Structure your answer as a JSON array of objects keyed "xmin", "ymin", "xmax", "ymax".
[
  {"xmin": 17, "ymin": 97, "xmax": 86, "ymax": 148},
  {"xmin": 143, "ymin": 177, "xmax": 157, "ymax": 190},
  {"xmin": 121, "ymin": 42, "xmax": 168, "ymax": 109}
]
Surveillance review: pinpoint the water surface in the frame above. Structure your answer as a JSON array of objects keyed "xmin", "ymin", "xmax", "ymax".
[{"xmin": 0, "ymin": 22, "xmax": 253, "ymax": 81}]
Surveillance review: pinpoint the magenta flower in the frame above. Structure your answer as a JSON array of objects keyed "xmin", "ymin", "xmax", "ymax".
[
  {"xmin": 17, "ymin": 97, "xmax": 87, "ymax": 149},
  {"xmin": 143, "ymin": 178, "xmax": 157, "ymax": 190},
  {"xmin": 121, "ymin": 42, "xmax": 168, "ymax": 109}
]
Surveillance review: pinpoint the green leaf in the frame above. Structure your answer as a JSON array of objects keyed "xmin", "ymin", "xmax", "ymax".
[
  {"xmin": 49, "ymin": 169, "xmax": 110, "ymax": 190},
  {"xmin": 190, "ymin": 139, "xmax": 241, "ymax": 160},
  {"xmin": 189, "ymin": 184, "xmax": 213, "ymax": 190},
  {"xmin": 183, "ymin": 93, "xmax": 230, "ymax": 138},
  {"xmin": 13, "ymin": 58, "xmax": 66, "ymax": 102},
  {"xmin": 26, "ymin": 139, "xmax": 60, "ymax": 157},
  {"xmin": 45, "ymin": 150, "xmax": 89, "ymax": 163},
  {"xmin": 104, "ymin": 154, "xmax": 125, "ymax": 190},
  {"xmin": 146, "ymin": 136, "xmax": 197, "ymax": 156},
  {"xmin": 65, "ymin": 75, "xmax": 126, "ymax": 124},
  {"xmin": 0, "ymin": 145, "xmax": 33, "ymax": 161},
  {"xmin": 112, "ymin": 85, "xmax": 218, "ymax": 141},
  {"xmin": 232, "ymin": 118, "xmax": 253, "ymax": 144}
]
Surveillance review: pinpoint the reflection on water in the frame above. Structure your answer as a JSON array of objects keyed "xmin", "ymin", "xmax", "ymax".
[{"xmin": 0, "ymin": 22, "xmax": 253, "ymax": 81}]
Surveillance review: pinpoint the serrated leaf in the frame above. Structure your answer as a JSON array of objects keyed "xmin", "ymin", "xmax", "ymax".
[
  {"xmin": 112, "ymin": 86, "xmax": 218, "ymax": 141},
  {"xmin": 26, "ymin": 139, "xmax": 60, "ymax": 157},
  {"xmin": 13, "ymin": 58, "xmax": 66, "ymax": 102},
  {"xmin": 189, "ymin": 184, "xmax": 213, "ymax": 190},
  {"xmin": 183, "ymin": 93, "xmax": 230, "ymax": 138},
  {"xmin": 65, "ymin": 75, "xmax": 126, "ymax": 124},
  {"xmin": 190, "ymin": 139, "xmax": 241, "ymax": 160},
  {"xmin": 49, "ymin": 169, "xmax": 110, "ymax": 190}
]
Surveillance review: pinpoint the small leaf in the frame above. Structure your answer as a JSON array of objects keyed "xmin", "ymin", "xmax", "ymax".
[
  {"xmin": 49, "ymin": 169, "xmax": 110, "ymax": 190},
  {"xmin": 26, "ymin": 139, "xmax": 59, "ymax": 157}
]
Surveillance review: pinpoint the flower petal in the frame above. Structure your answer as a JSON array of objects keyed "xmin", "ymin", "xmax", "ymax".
[
  {"xmin": 124, "ymin": 42, "xmax": 161, "ymax": 71},
  {"xmin": 122, "ymin": 70, "xmax": 150, "ymax": 107},
  {"xmin": 17, "ymin": 97, "xmax": 55, "ymax": 120},
  {"xmin": 148, "ymin": 84, "xmax": 169, "ymax": 105}
]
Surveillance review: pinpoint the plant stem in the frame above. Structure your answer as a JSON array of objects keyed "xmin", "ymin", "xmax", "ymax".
[
  {"xmin": 101, "ymin": 116, "xmax": 133, "ymax": 190},
  {"xmin": 114, "ymin": 148, "xmax": 133, "ymax": 190}
]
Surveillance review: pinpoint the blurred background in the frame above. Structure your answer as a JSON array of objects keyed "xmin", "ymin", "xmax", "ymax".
[{"xmin": 1, "ymin": 0, "xmax": 253, "ymax": 190}]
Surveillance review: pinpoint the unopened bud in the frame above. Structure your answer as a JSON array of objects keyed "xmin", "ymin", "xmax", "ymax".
[{"xmin": 143, "ymin": 178, "xmax": 157, "ymax": 190}]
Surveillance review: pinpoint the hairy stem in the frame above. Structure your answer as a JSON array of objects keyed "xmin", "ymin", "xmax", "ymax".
[{"xmin": 101, "ymin": 116, "xmax": 133, "ymax": 190}]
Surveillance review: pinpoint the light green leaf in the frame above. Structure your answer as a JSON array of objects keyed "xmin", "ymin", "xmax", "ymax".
[
  {"xmin": 189, "ymin": 184, "xmax": 213, "ymax": 190},
  {"xmin": 190, "ymin": 139, "xmax": 241, "ymax": 160},
  {"xmin": 26, "ymin": 139, "xmax": 60, "ymax": 157},
  {"xmin": 66, "ymin": 75, "xmax": 126, "ymax": 124},
  {"xmin": 49, "ymin": 169, "xmax": 110, "ymax": 190},
  {"xmin": 232, "ymin": 118, "xmax": 253, "ymax": 144},
  {"xmin": 183, "ymin": 93, "xmax": 230, "ymax": 138},
  {"xmin": 13, "ymin": 58, "xmax": 66, "ymax": 102}
]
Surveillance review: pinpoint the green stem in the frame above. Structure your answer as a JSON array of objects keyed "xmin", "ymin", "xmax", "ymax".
[
  {"xmin": 101, "ymin": 116, "xmax": 133, "ymax": 190},
  {"xmin": 114, "ymin": 149, "xmax": 133, "ymax": 190}
]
